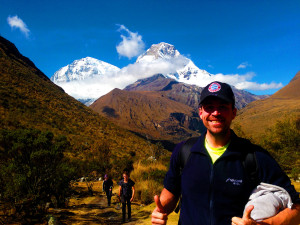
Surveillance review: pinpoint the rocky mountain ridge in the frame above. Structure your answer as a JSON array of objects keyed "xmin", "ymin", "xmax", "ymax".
[{"xmin": 124, "ymin": 74, "xmax": 267, "ymax": 110}]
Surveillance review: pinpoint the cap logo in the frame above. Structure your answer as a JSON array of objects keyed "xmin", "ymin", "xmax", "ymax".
[{"xmin": 208, "ymin": 82, "xmax": 221, "ymax": 93}]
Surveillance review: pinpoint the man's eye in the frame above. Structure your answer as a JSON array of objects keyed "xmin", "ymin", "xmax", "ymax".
[
  {"xmin": 205, "ymin": 106, "xmax": 214, "ymax": 111},
  {"xmin": 219, "ymin": 106, "xmax": 229, "ymax": 111}
]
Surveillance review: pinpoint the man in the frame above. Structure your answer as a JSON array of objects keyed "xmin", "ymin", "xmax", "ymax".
[
  {"xmin": 102, "ymin": 174, "xmax": 113, "ymax": 206},
  {"xmin": 151, "ymin": 81, "xmax": 300, "ymax": 225},
  {"xmin": 118, "ymin": 169, "xmax": 135, "ymax": 223}
]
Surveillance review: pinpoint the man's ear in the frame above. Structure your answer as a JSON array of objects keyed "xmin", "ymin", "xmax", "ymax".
[
  {"xmin": 199, "ymin": 107, "xmax": 203, "ymax": 120},
  {"xmin": 232, "ymin": 107, "xmax": 237, "ymax": 119}
]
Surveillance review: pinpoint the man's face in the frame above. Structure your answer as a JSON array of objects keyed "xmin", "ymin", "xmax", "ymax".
[
  {"xmin": 199, "ymin": 97, "xmax": 236, "ymax": 136},
  {"xmin": 123, "ymin": 173, "xmax": 129, "ymax": 182}
]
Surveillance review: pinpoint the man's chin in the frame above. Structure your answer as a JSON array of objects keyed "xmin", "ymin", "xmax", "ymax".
[{"xmin": 209, "ymin": 128, "xmax": 229, "ymax": 136}]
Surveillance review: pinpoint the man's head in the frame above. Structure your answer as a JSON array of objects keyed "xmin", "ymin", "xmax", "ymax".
[
  {"xmin": 199, "ymin": 81, "xmax": 236, "ymax": 138},
  {"xmin": 199, "ymin": 81, "xmax": 235, "ymax": 108},
  {"xmin": 123, "ymin": 170, "xmax": 130, "ymax": 181}
]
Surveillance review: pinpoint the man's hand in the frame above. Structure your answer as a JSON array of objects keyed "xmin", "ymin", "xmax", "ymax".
[
  {"xmin": 231, "ymin": 205, "xmax": 257, "ymax": 225},
  {"xmin": 152, "ymin": 195, "xmax": 168, "ymax": 225}
]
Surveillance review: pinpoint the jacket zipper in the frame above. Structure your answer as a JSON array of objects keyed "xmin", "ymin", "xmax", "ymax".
[{"xmin": 209, "ymin": 162, "xmax": 214, "ymax": 225}]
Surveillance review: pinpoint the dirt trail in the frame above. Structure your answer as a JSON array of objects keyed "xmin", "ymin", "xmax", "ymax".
[
  {"xmin": 48, "ymin": 181, "xmax": 151, "ymax": 225},
  {"xmin": 46, "ymin": 181, "xmax": 300, "ymax": 225}
]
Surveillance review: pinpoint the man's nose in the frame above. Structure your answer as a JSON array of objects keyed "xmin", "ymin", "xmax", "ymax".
[{"xmin": 211, "ymin": 108, "xmax": 221, "ymax": 115}]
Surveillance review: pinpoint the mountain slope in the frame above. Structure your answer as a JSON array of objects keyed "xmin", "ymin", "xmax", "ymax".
[
  {"xmin": 0, "ymin": 36, "xmax": 156, "ymax": 160},
  {"xmin": 271, "ymin": 71, "xmax": 300, "ymax": 99},
  {"xmin": 90, "ymin": 88, "xmax": 204, "ymax": 143},
  {"xmin": 90, "ymin": 74, "xmax": 267, "ymax": 143},
  {"xmin": 124, "ymin": 74, "xmax": 267, "ymax": 110},
  {"xmin": 233, "ymin": 71, "xmax": 300, "ymax": 141}
]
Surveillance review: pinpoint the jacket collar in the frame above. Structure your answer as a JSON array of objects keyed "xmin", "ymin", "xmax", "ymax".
[{"xmin": 190, "ymin": 129, "xmax": 244, "ymax": 157}]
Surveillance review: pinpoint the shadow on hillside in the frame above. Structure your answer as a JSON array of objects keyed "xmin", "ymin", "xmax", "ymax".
[
  {"xmin": 69, "ymin": 203, "xmax": 106, "ymax": 210},
  {"xmin": 51, "ymin": 208, "xmax": 123, "ymax": 225},
  {"xmin": 129, "ymin": 130, "xmax": 176, "ymax": 151}
]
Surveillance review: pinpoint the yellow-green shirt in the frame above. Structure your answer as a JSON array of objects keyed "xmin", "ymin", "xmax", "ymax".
[{"xmin": 205, "ymin": 139, "xmax": 230, "ymax": 164}]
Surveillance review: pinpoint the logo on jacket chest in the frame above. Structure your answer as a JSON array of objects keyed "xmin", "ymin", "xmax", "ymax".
[{"xmin": 226, "ymin": 178, "xmax": 243, "ymax": 185}]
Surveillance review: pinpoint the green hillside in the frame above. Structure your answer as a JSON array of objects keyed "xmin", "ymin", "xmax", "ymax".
[{"xmin": 0, "ymin": 35, "xmax": 156, "ymax": 162}]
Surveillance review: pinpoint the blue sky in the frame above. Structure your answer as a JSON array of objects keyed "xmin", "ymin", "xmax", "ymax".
[{"xmin": 1, "ymin": 0, "xmax": 299, "ymax": 95}]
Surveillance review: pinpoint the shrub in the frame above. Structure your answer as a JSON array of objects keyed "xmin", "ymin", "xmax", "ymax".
[
  {"xmin": 0, "ymin": 128, "xmax": 76, "ymax": 218},
  {"xmin": 141, "ymin": 169, "xmax": 166, "ymax": 184},
  {"xmin": 141, "ymin": 189, "xmax": 153, "ymax": 205},
  {"xmin": 130, "ymin": 161, "xmax": 167, "ymax": 205},
  {"xmin": 136, "ymin": 180, "xmax": 163, "ymax": 205}
]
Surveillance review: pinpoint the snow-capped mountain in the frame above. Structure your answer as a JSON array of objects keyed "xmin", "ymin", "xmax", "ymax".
[
  {"xmin": 50, "ymin": 43, "xmax": 212, "ymax": 105},
  {"xmin": 136, "ymin": 42, "xmax": 211, "ymax": 83},
  {"xmin": 51, "ymin": 57, "xmax": 120, "ymax": 83},
  {"xmin": 50, "ymin": 57, "xmax": 121, "ymax": 105},
  {"xmin": 136, "ymin": 42, "xmax": 180, "ymax": 62}
]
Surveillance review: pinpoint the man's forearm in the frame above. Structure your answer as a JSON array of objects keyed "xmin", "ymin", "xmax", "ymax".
[
  {"xmin": 260, "ymin": 204, "xmax": 300, "ymax": 225},
  {"xmin": 159, "ymin": 188, "xmax": 179, "ymax": 215}
]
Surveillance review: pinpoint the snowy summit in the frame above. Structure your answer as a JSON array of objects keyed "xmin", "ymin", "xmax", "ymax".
[
  {"xmin": 137, "ymin": 42, "xmax": 211, "ymax": 83},
  {"xmin": 51, "ymin": 57, "xmax": 120, "ymax": 83}
]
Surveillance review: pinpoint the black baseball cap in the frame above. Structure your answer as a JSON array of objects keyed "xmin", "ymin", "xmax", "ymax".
[{"xmin": 199, "ymin": 81, "xmax": 235, "ymax": 106}]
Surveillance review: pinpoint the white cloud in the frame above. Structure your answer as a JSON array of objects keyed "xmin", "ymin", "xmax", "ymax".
[
  {"xmin": 237, "ymin": 62, "xmax": 251, "ymax": 69},
  {"xmin": 207, "ymin": 72, "xmax": 283, "ymax": 91},
  {"xmin": 234, "ymin": 81, "xmax": 283, "ymax": 91},
  {"xmin": 116, "ymin": 25, "xmax": 145, "ymax": 59},
  {"xmin": 117, "ymin": 56, "xmax": 187, "ymax": 81},
  {"xmin": 7, "ymin": 15, "xmax": 30, "ymax": 37}
]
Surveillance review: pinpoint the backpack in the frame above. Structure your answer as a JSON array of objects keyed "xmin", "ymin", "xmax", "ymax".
[{"xmin": 174, "ymin": 136, "xmax": 259, "ymax": 213}]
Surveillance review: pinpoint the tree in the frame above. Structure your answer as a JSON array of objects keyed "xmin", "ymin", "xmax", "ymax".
[
  {"xmin": 260, "ymin": 117, "xmax": 300, "ymax": 176},
  {"xmin": 0, "ymin": 129, "xmax": 76, "ymax": 218},
  {"xmin": 153, "ymin": 142, "xmax": 168, "ymax": 160}
]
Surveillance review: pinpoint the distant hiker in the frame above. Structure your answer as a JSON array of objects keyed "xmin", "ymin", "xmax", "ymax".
[
  {"xmin": 151, "ymin": 81, "xmax": 300, "ymax": 225},
  {"xmin": 118, "ymin": 169, "xmax": 135, "ymax": 223},
  {"xmin": 102, "ymin": 174, "xmax": 113, "ymax": 206}
]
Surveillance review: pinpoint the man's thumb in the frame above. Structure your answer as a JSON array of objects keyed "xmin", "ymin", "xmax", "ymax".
[
  {"xmin": 154, "ymin": 195, "xmax": 164, "ymax": 213},
  {"xmin": 243, "ymin": 205, "xmax": 254, "ymax": 219}
]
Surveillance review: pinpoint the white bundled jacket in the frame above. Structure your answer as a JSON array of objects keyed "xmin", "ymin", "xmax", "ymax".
[{"xmin": 244, "ymin": 182, "xmax": 293, "ymax": 221}]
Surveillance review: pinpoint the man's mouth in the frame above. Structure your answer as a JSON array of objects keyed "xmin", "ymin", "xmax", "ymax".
[{"xmin": 210, "ymin": 120, "xmax": 223, "ymax": 123}]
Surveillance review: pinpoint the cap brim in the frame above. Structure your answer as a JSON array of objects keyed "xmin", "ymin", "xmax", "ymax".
[{"xmin": 200, "ymin": 95, "xmax": 234, "ymax": 105}]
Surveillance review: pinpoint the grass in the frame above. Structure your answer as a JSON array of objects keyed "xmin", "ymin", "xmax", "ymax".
[
  {"xmin": 134, "ymin": 201, "xmax": 179, "ymax": 225},
  {"xmin": 130, "ymin": 161, "xmax": 168, "ymax": 205},
  {"xmin": 292, "ymin": 181, "xmax": 300, "ymax": 192}
]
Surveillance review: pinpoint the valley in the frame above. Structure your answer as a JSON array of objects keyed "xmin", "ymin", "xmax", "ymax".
[{"xmin": 1, "ymin": 35, "xmax": 299, "ymax": 224}]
